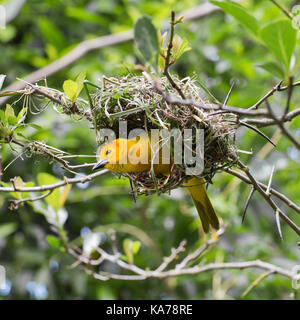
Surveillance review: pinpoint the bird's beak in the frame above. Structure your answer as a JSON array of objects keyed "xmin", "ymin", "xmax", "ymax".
[{"xmin": 92, "ymin": 159, "xmax": 108, "ymax": 170}]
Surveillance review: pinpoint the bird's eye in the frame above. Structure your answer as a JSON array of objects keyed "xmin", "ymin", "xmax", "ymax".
[{"xmin": 105, "ymin": 149, "xmax": 111, "ymax": 156}]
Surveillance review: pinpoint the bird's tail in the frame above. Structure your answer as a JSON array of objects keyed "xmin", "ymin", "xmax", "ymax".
[{"xmin": 185, "ymin": 177, "xmax": 219, "ymax": 233}]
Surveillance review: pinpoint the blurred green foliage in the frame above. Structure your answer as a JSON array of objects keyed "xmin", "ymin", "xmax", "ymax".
[{"xmin": 0, "ymin": 0, "xmax": 300, "ymax": 300}]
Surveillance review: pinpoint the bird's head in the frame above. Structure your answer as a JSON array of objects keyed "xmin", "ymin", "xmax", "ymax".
[{"xmin": 92, "ymin": 139, "xmax": 128, "ymax": 171}]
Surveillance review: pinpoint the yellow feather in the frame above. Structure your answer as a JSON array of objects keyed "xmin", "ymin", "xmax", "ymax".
[{"xmin": 96, "ymin": 135, "xmax": 219, "ymax": 233}]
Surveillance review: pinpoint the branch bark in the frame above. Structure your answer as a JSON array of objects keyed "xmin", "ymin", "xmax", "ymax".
[{"xmin": 69, "ymin": 229, "xmax": 299, "ymax": 282}]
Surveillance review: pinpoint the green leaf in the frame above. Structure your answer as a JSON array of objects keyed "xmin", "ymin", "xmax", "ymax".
[
  {"xmin": 0, "ymin": 181, "xmax": 9, "ymax": 187},
  {"xmin": 46, "ymin": 235, "xmax": 61, "ymax": 249},
  {"xmin": 63, "ymin": 73, "xmax": 85, "ymax": 102},
  {"xmin": 211, "ymin": 1, "xmax": 258, "ymax": 35},
  {"xmin": 0, "ymin": 110, "xmax": 5, "ymax": 125},
  {"xmin": 0, "ymin": 222, "xmax": 18, "ymax": 239},
  {"xmin": 259, "ymin": 19, "xmax": 297, "ymax": 73},
  {"xmin": 257, "ymin": 62, "xmax": 285, "ymax": 79},
  {"xmin": 27, "ymin": 123, "xmax": 43, "ymax": 130},
  {"xmin": 158, "ymin": 30, "xmax": 167, "ymax": 48},
  {"xmin": 0, "ymin": 74, "xmax": 6, "ymax": 91},
  {"xmin": 8, "ymin": 115, "xmax": 17, "ymax": 126},
  {"xmin": 63, "ymin": 80, "xmax": 78, "ymax": 102},
  {"xmin": 172, "ymin": 35, "xmax": 191, "ymax": 60},
  {"xmin": 37, "ymin": 173, "xmax": 60, "ymax": 212},
  {"xmin": 4, "ymin": 104, "xmax": 15, "ymax": 124},
  {"xmin": 158, "ymin": 30, "xmax": 167, "ymax": 70},
  {"xmin": 123, "ymin": 238, "xmax": 134, "ymax": 264},
  {"xmin": 134, "ymin": 16, "xmax": 159, "ymax": 65},
  {"xmin": 75, "ymin": 72, "xmax": 86, "ymax": 98},
  {"xmin": 131, "ymin": 241, "xmax": 141, "ymax": 255},
  {"xmin": 122, "ymin": 239, "xmax": 141, "ymax": 264},
  {"xmin": 17, "ymin": 107, "xmax": 27, "ymax": 123}
]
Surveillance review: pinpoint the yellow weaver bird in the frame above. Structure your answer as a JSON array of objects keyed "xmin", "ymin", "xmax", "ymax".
[{"xmin": 93, "ymin": 134, "xmax": 219, "ymax": 233}]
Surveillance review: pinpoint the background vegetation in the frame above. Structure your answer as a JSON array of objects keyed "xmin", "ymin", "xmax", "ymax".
[{"xmin": 0, "ymin": 0, "xmax": 299, "ymax": 300}]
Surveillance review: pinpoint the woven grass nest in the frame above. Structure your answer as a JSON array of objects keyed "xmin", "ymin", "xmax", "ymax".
[{"xmin": 92, "ymin": 74, "xmax": 238, "ymax": 196}]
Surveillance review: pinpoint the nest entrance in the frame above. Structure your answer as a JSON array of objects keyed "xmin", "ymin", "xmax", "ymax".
[{"xmin": 92, "ymin": 74, "xmax": 238, "ymax": 195}]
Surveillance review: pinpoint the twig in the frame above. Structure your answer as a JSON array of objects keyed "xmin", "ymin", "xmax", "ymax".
[
  {"xmin": 225, "ymin": 168, "xmax": 300, "ymax": 215},
  {"xmin": 266, "ymin": 166, "xmax": 275, "ymax": 196},
  {"xmin": 175, "ymin": 228, "xmax": 224, "ymax": 270},
  {"xmin": 242, "ymin": 270, "xmax": 274, "ymax": 297},
  {"xmin": 27, "ymin": 85, "xmax": 93, "ymax": 123},
  {"xmin": 242, "ymin": 187, "xmax": 255, "ymax": 223},
  {"xmin": 275, "ymin": 209, "xmax": 283, "ymax": 240},
  {"xmin": 269, "ymin": 0, "xmax": 294, "ymax": 20},
  {"xmin": 266, "ymin": 100, "xmax": 300, "ymax": 150},
  {"xmin": 237, "ymin": 161, "xmax": 300, "ymax": 237},
  {"xmin": 163, "ymin": 11, "xmax": 186, "ymax": 99},
  {"xmin": 284, "ymin": 76, "xmax": 294, "ymax": 115},
  {"xmin": 4, "ymin": 0, "xmax": 27, "ymax": 23},
  {"xmin": 155, "ymin": 240, "xmax": 187, "ymax": 272},
  {"xmin": 9, "ymin": 190, "xmax": 53, "ymax": 210},
  {"xmin": 8, "ymin": 138, "xmax": 98, "ymax": 173},
  {"xmin": 222, "ymin": 80, "xmax": 235, "ymax": 108},
  {"xmin": 238, "ymin": 121, "xmax": 276, "ymax": 146},
  {"xmin": 0, "ymin": 169, "xmax": 109, "ymax": 193},
  {"xmin": 69, "ymin": 231, "xmax": 300, "ymax": 283},
  {"xmin": 244, "ymin": 107, "xmax": 300, "ymax": 127},
  {"xmin": 248, "ymin": 81, "xmax": 283, "ymax": 111},
  {"xmin": 156, "ymin": 86, "xmax": 270, "ymax": 117}
]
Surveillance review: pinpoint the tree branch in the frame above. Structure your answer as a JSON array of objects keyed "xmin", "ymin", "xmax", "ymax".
[
  {"xmin": 0, "ymin": 169, "xmax": 109, "ymax": 193},
  {"xmin": 68, "ymin": 229, "xmax": 300, "ymax": 283},
  {"xmin": 225, "ymin": 168, "xmax": 300, "ymax": 215},
  {"xmin": 234, "ymin": 161, "xmax": 300, "ymax": 237}
]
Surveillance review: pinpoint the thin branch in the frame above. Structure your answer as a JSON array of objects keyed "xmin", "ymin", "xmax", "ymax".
[
  {"xmin": 269, "ymin": 0, "xmax": 294, "ymax": 20},
  {"xmin": 266, "ymin": 166, "xmax": 275, "ymax": 196},
  {"xmin": 242, "ymin": 186, "xmax": 255, "ymax": 223},
  {"xmin": 266, "ymin": 99, "xmax": 300, "ymax": 150},
  {"xmin": 4, "ymin": 0, "xmax": 27, "ymax": 23},
  {"xmin": 155, "ymin": 240, "xmax": 186, "ymax": 273},
  {"xmin": 238, "ymin": 121, "xmax": 276, "ymax": 146},
  {"xmin": 163, "ymin": 11, "xmax": 186, "ymax": 99},
  {"xmin": 237, "ymin": 161, "xmax": 300, "ymax": 237},
  {"xmin": 69, "ymin": 232, "xmax": 299, "ymax": 282},
  {"xmin": 244, "ymin": 107, "xmax": 300, "ymax": 127},
  {"xmin": 155, "ymin": 85, "xmax": 270, "ymax": 117},
  {"xmin": 175, "ymin": 228, "xmax": 225, "ymax": 270},
  {"xmin": 275, "ymin": 209, "xmax": 283, "ymax": 240},
  {"xmin": 0, "ymin": 169, "xmax": 109, "ymax": 193},
  {"xmin": 8, "ymin": 138, "xmax": 97, "ymax": 174},
  {"xmin": 26, "ymin": 85, "xmax": 93, "ymax": 123},
  {"xmin": 242, "ymin": 270, "xmax": 274, "ymax": 297},
  {"xmin": 248, "ymin": 81, "xmax": 283, "ymax": 111},
  {"xmin": 86, "ymin": 260, "xmax": 297, "ymax": 281},
  {"xmin": 284, "ymin": 76, "xmax": 294, "ymax": 115},
  {"xmin": 225, "ymin": 168, "xmax": 300, "ymax": 216},
  {"xmin": 222, "ymin": 80, "xmax": 235, "ymax": 108},
  {"xmin": 8, "ymin": 190, "xmax": 53, "ymax": 210}
]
